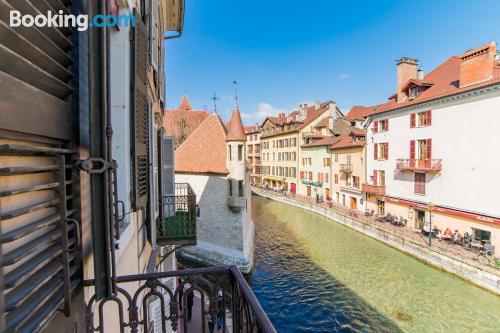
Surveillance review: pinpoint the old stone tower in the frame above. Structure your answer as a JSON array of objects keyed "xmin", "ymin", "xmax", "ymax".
[{"xmin": 173, "ymin": 106, "xmax": 255, "ymax": 272}]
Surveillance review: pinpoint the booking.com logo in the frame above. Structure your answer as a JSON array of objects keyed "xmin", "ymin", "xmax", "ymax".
[{"xmin": 9, "ymin": 10, "xmax": 135, "ymax": 31}]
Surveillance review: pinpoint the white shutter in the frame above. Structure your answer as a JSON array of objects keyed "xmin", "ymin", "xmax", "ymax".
[{"xmin": 162, "ymin": 136, "xmax": 175, "ymax": 217}]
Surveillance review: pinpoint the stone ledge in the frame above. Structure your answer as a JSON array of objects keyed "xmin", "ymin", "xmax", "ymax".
[{"xmin": 253, "ymin": 189, "xmax": 500, "ymax": 295}]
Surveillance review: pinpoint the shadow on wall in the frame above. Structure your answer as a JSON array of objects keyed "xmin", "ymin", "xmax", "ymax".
[{"xmin": 196, "ymin": 175, "xmax": 243, "ymax": 250}]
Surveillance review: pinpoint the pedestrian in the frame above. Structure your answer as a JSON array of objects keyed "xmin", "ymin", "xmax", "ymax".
[
  {"xmin": 178, "ymin": 280, "xmax": 184, "ymax": 311},
  {"xmin": 186, "ymin": 289, "xmax": 194, "ymax": 322},
  {"xmin": 216, "ymin": 290, "xmax": 224, "ymax": 330}
]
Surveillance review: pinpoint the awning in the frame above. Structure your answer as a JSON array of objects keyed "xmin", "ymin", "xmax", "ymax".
[
  {"xmin": 264, "ymin": 176, "xmax": 285, "ymax": 182},
  {"xmin": 302, "ymin": 180, "xmax": 323, "ymax": 188}
]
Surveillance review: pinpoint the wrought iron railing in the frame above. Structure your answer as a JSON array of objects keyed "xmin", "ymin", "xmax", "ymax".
[
  {"xmin": 85, "ymin": 266, "xmax": 276, "ymax": 333},
  {"xmin": 339, "ymin": 163, "xmax": 353, "ymax": 173},
  {"xmin": 157, "ymin": 183, "xmax": 197, "ymax": 246},
  {"xmin": 362, "ymin": 183, "xmax": 386, "ymax": 195},
  {"xmin": 396, "ymin": 158, "xmax": 442, "ymax": 172}
]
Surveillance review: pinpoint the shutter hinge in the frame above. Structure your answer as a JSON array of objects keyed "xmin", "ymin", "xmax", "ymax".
[{"xmin": 75, "ymin": 158, "xmax": 117, "ymax": 174}]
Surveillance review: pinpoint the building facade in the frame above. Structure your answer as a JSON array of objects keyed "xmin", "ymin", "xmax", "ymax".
[
  {"xmin": 260, "ymin": 101, "xmax": 342, "ymax": 195},
  {"xmin": 298, "ymin": 138, "xmax": 334, "ymax": 199},
  {"xmin": 245, "ymin": 125, "xmax": 262, "ymax": 185},
  {"xmin": 330, "ymin": 135, "xmax": 366, "ymax": 212},
  {"xmin": 174, "ymin": 108, "xmax": 255, "ymax": 273},
  {"xmin": 364, "ymin": 42, "xmax": 500, "ymax": 249}
]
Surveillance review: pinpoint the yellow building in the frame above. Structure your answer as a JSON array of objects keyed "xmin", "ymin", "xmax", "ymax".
[{"xmin": 260, "ymin": 101, "xmax": 342, "ymax": 195}]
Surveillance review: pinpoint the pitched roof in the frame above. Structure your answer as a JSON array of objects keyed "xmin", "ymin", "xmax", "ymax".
[
  {"xmin": 163, "ymin": 109, "xmax": 209, "ymax": 146},
  {"xmin": 302, "ymin": 136, "xmax": 342, "ymax": 147},
  {"xmin": 330, "ymin": 136, "xmax": 365, "ymax": 150},
  {"xmin": 226, "ymin": 108, "xmax": 246, "ymax": 141},
  {"xmin": 179, "ymin": 95, "xmax": 192, "ymax": 110},
  {"xmin": 260, "ymin": 101, "xmax": 336, "ymax": 138},
  {"xmin": 175, "ymin": 114, "xmax": 229, "ymax": 174},
  {"xmin": 367, "ymin": 52, "xmax": 500, "ymax": 116},
  {"xmin": 244, "ymin": 125, "xmax": 260, "ymax": 134},
  {"xmin": 345, "ymin": 105, "xmax": 380, "ymax": 120},
  {"xmin": 164, "ymin": 95, "xmax": 209, "ymax": 147}
]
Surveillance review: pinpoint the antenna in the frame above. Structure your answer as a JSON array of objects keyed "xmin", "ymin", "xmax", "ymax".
[
  {"xmin": 210, "ymin": 93, "xmax": 219, "ymax": 114},
  {"xmin": 233, "ymin": 80, "xmax": 238, "ymax": 108}
]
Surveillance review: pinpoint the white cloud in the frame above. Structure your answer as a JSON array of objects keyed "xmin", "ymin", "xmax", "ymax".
[
  {"xmin": 338, "ymin": 73, "xmax": 351, "ymax": 79},
  {"xmin": 237, "ymin": 103, "xmax": 289, "ymax": 124}
]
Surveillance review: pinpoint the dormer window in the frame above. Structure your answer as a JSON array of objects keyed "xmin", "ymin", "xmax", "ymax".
[{"xmin": 408, "ymin": 86, "xmax": 420, "ymax": 100}]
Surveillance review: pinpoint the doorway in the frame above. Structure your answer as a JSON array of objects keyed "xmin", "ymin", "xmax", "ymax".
[
  {"xmin": 350, "ymin": 197, "xmax": 357, "ymax": 210},
  {"xmin": 414, "ymin": 209, "xmax": 426, "ymax": 229},
  {"xmin": 306, "ymin": 186, "xmax": 311, "ymax": 196},
  {"xmin": 290, "ymin": 183, "xmax": 296, "ymax": 195},
  {"xmin": 377, "ymin": 200, "xmax": 385, "ymax": 216}
]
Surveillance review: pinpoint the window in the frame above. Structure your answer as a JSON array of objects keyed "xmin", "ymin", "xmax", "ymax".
[
  {"xmin": 238, "ymin": 180, "xmax": 244, "ymax": 197},
  {"xmin": 325, "ymin": 173, "xmax": 329, "ymax": 183},
  {"xmin": 377, "ymin": 143, "xmax": 388, "ymax": 160},
  {"xmin": 414, "ymin": 172, "xmax": 426, "ymax": 195},
  {"xmin": 411, "ymin": 110, "xmax": 432, "ymax": 128},
  {"xmin": 335, "ymin": 154, "xmax": 338, "ymax": 162},
  {"xmin": 228, "ymin": 146, "xmax": 232, "ymax": 161},
  {"xmin": 291, "ymin": 167, "xmax": 296, "ymax": 178},
  {"xmin": 324, "ymin": 158, "xmax": 331, "ymax": 166},
  {"xmin": 228, "ymin": 179, "xmax": 233, "ymax": 196},
  {"xmin": 473, "ymin": 228, "xmax": 491, "ymax": 242},
  {"xmin": 334, "ymin": 174, "xmax": 338, "ymax": 184},
  {"xmin": 409, "ymin": 86, "xmax": 420, "ymax": 100},
  {"xmin": 353, "ymin": 176, "xmax": 360, "ymax": 188},
  {"xmin": 379, "ymin": 119, "xmax": 389, "ymax": 132},
  {"xmin": 238, "ymin": 144, "xmax": 243, "ymax": 161},
  {"xmin": 300, "ymin": 171, "xmax": 304, "ymax": 180},
  {"xmin": 308, "ymin": 172, "xmax": 313, "ymax": 180}
]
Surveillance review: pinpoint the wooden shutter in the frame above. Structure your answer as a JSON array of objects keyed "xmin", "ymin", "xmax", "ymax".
[
  {"xmin": 373, "ymin": 121, "xmax": 378, "ymax": 133},
  {"xmin": 426, "ymin": 110, "xmax": 432, "ymax": 126},
  {"xmin": 385, "ymin": 119, "xmax": 389, "ymax": 131},
  {"xmin": 426, "ymin": 139, "xmax": 432, "ymax": 159},
  {"xmin": 133, "ymin": 13, "xmax": 150, "ymax": 210},
  {"xmin": 162, "ymin": 136, "xmax": 175, "ymax": 218},
  {"xmin": 410, "ymin": 113, "xmax": 416, "ymax": 128},
  {"xmin": 385, "ymin": 143, "xmax": 389, "ymax": 159},
  {"xmin": 373, "ymin": 170, "xmax": 378, "ymax": 185},
  {"xmin": 374, "ymin": 143, "xmax": 378, "ymax": 160},
  {"xmin": 410, "ymin": 140, "xmax": 416, "ymax": 159},
  {"xmin": 0, "ymin": 0, "xmax": 83, "ymax": 330}
]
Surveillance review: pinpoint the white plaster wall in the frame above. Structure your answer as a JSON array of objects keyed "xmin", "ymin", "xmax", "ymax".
[
  {"xmin": 175, "ymin": 173, "xmax": 254, "ymax": 271},
  {"xmin": 367, "ymin": 92, "xmax": 500, "ymax": 217}
]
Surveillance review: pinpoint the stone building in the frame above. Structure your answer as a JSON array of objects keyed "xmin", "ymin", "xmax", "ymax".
[{"xmin": 174, "ymin": 107, "xmax": 255, "ymax": 272}]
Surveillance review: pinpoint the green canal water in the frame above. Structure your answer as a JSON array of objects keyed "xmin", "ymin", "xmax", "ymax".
[{"xmin": 249, "ymin": 195, "xmax": 500, "ymax": 332}]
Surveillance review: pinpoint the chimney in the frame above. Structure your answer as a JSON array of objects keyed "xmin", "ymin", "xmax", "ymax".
[
  {"xmin": 314, "ymin": 100, "xmax": 321, "ymax": 110},
  {"xmin": 279, "ymin": 112, "xmax": 286, "ymax": 120},
  {"xmin": 396, "ymin": 57, "xmax": 419, "ymax": 103},
  {"xmin": 459, "ymin": 42, "xmax": 496, "ymax": 88},
  {"xmin": 417, "ymin": 66, "xmax": 424, "ymax": 80}
]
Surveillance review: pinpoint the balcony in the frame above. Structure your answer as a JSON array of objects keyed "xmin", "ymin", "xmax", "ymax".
[
  {"xmin": 158, "ymin": 183, "xmax": 197, "ymax": 246},
  {"xmin": 85, "ymin": 266, "xmax": 276, "ymax": 333},
  {"xmin": 396, "ymin": 159, "xmax": 442, "ymax": 172},
  {"xmin": 302, "ymin": 131, "xmax": 325, "ymax": 139},
  {"xmin": 228, "ymin": 196, "xmax": 246, "ymax": 212},
  {"xmin": 339, "ymin": 163, "xmax": 353, "ymax": 173},
  {"xmin": 362, "ymin": 183, "xmax": 386, "ymax": 196}
]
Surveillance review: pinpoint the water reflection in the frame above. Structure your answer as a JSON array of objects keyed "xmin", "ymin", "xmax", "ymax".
[{"xmin": 249, "ymin": 195, "xmax": 500, "ymax": 333}]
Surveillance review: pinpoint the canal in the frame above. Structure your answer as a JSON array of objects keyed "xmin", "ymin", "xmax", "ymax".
[{"xmin": 248, "ymin": 195, "xmax": 500, "ymax": 333}]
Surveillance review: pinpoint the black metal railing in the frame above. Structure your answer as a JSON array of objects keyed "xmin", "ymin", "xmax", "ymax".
[
  {"xmin": 157, "ymin": 183, "xmax": 197, "ymax": 246},
  {"xmin": 85, "ymin": 266, "xmax": 276, "ymax": 333}
]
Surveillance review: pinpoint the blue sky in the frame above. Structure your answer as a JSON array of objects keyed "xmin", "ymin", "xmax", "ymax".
[{"xmin": 165, "ymin": 0, "xmax": 500, "ymax": 125}]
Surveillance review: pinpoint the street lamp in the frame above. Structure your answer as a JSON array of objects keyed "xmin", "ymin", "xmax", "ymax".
[{"xmin": 427, "ymin": 202, "xmax": 434, "ymax": 247}]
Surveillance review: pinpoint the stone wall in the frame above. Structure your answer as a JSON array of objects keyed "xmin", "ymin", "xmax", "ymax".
[
  {"xmin": 176, "ymin": 173, "xmax": 254, "ymax": 273},
  {"xmin": 254, "ymin": 190, "xmax": 500, "ymax": 295}
]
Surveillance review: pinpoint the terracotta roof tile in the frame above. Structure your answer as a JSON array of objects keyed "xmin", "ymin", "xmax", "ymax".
[
  {"xmin": 179, "ymin": 95, "xmax": 192, "ymax": 110},
  {"xmin": 226, "ymin": 108, "xmax": 246, "ymax": 141},
  {"xmin": 302, "ymin": 136, "xmax": 342, "ymax": 147},
  {"xmin": 175, "ymin": 114, "xmax": 229, "ymax": 174},
  {"xmin": 163, "ymin": 109, "xmax": 209, "ymax": 147},
  {"xmin": 368, "ymin": 53, "xmax": 500, "ymax": 116},
  {"xmin": 330, "ymin": 136, "xmax": 365, "ymax": 150}
]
